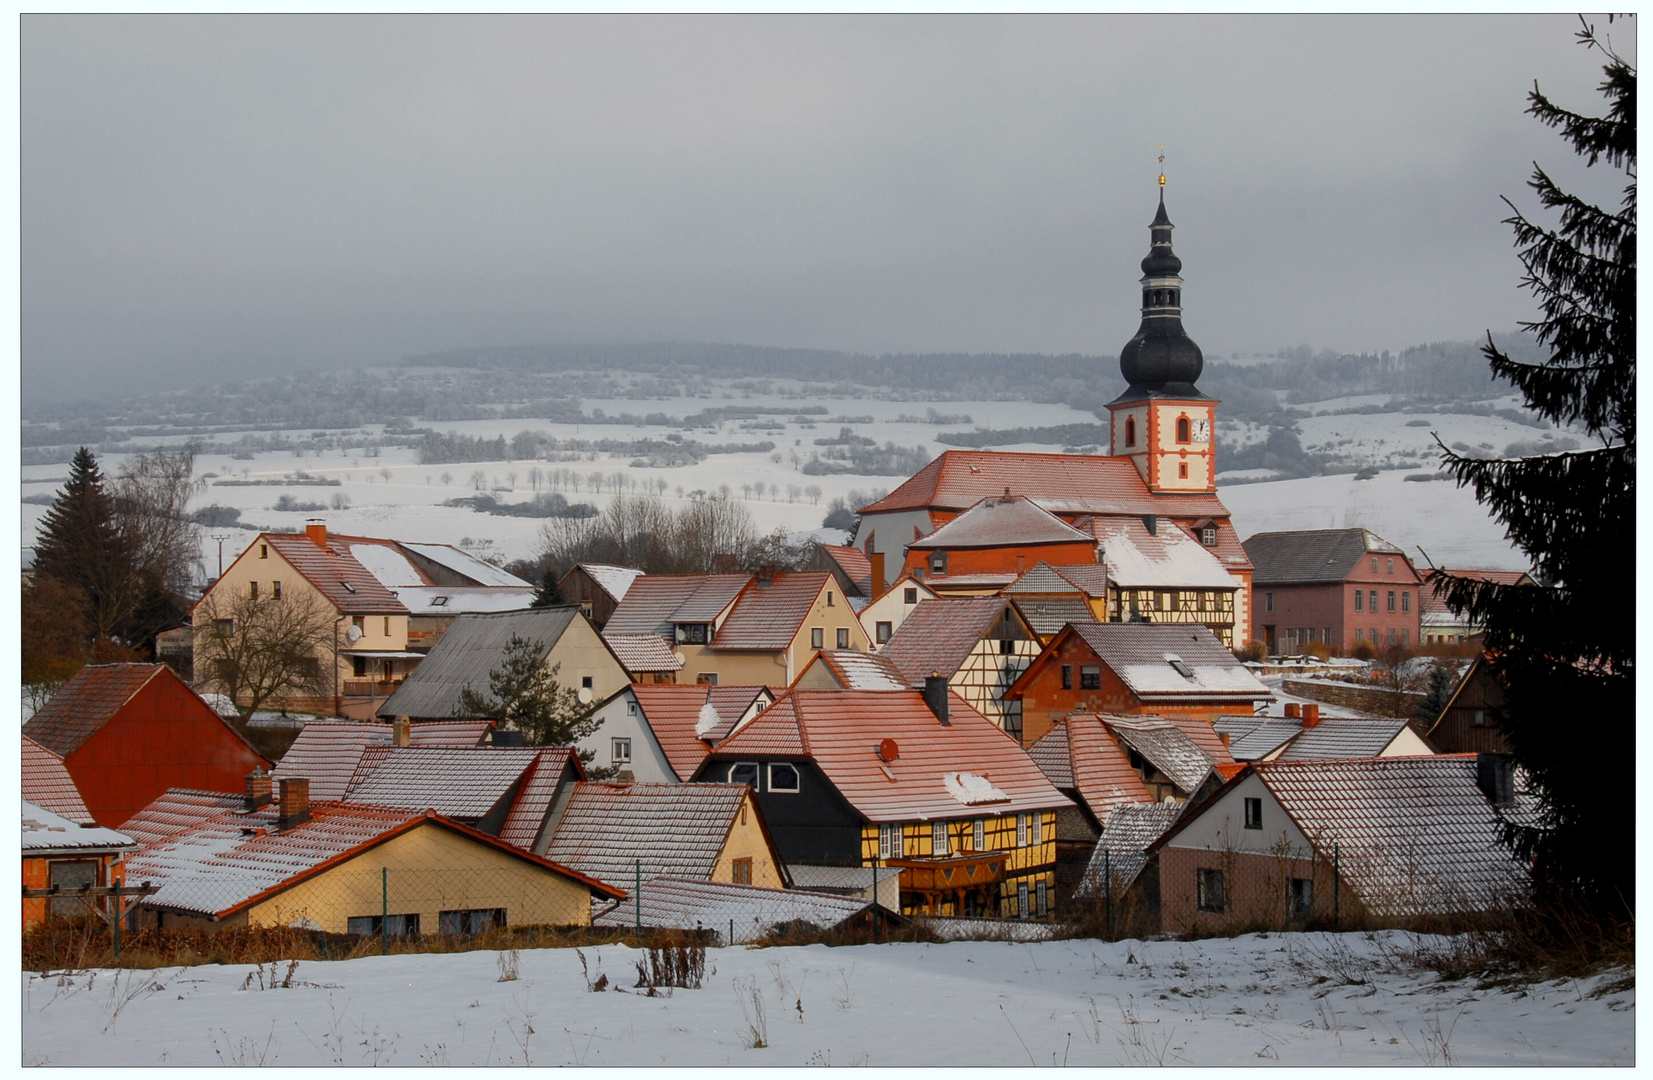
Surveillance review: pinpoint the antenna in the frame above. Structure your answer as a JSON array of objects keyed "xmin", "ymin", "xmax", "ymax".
[{"xmin": 1158, "ymin": 143, "xmax": 1166, "ymax": 188}]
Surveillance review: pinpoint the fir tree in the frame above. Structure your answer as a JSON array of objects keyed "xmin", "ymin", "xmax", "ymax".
[
  {"xmin": 1435, "ymin": 20, "xmax": 1634, "ymax": 916},
  {"xmin": 32, "ymin": 447, "xmax": 131, "ymax": 643},
  {"xmin": 530, "ymin": 567, "xmax": 567, "ymax": 608},
  {"xmin": 455, "ymin": 634, "xmax": 607, "ymax": 773}
]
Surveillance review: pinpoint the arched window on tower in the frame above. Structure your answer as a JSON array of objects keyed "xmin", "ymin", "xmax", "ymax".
[
  {"xmin": 1124, "ymin": 417, "xmax": 1137, "ymax": 447},
  {"xmin": 1176, "ymin": 417, "xmax": 1191, "ymax": 443}
]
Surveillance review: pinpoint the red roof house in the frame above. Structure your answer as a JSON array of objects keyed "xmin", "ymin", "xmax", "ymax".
[{"xmin": 22, "ymin": 664, "xmax": 270, "ymax": 829}]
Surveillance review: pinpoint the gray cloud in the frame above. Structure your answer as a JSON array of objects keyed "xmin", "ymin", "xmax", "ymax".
[{"xmin": 22, "ymin": 14, "xmax": 1632, "ymax": 401}]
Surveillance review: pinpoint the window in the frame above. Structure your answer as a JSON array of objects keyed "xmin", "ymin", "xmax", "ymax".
[
  {"xmin": 768, "ymin": 763, "xmax": 799, "ymax": 792},
  {"xmin": 929, "ymin": 551, "xmax": 947, "ymax": 576},
  {"xmin": 1401, "ymin": 591, "xmax": 1411, "ymax": 613},
  {"xmin": 731, "ymin": 858, "xmax": 753, "ymax": 885},
  {"xmin": 1401, "ymin": 629, "xmax": 1410, "ymax": 646},
  {"xmin": 384, "ymin": 617, "xmax": 391, "ymax": 636},
  {"xmin": 1079, "ymin": 665, "xmax": 1101, "ymax": 690},
  {"xmin": 1369, "ymin": 627, "xmax": 1377, "ymax": 642},
  {"xmin": 1265, "ymin": 592, "xmax": 1275, "ymax": 613},
  {"xmin": 1028, "ymin": 813, "xmax": 1042, "ymax": 845},
  {"xmin": 1178, "ymin": 462, "xmax": 1189, "ymax": 479},
  {"xmin": 1371, "ymin": 558, "xmax": 1379, "ymax": 573},
  {"xmin": 249, "ymin": 581, "xmax": 259, "ymax": 599},
  {"xmin": 438, "ymin": 909, "xmax": 502, "ymax": 935},
  {"xmin": 837, "ymin": 627, "xmax": 850, "ymax": 649},
  {"xmin": 1289, "ymin": 878, "xmax": 1313, "ymax": 921},
  {"xmin": 696, "ymin": 672, "xmax": 719, "ymax": 686},
  {"xmin": 1036, "ymin": 879, "xmax": 1048, "ymax": 917},
  {"xmin": 1168, "ymin": 655, "xmax": 1194, "ymax": 679},
  {"xmin": 1124, "ymin": 417, "xmax": 1137, "ymax": 447},
  {"xmin": 876, "ymin": 621, "xmax": 893, "ymax": 644},
  {"xmin": 1197, "ymin": 868, "xmax": 1227, "ymax": 913},
  {"xmin": 903, "ymin": 588, "xmax": 918, "ymax": 605},
  {"xmin": 341, "ymin": 580, "xmax": 356, "ymax": 593},
  {"xmin": 350, "ymin": 913, "xmax": 422, "ymax": 937},
  {"xmin": 1200, "ymin": 525, "xmax": 1216, "ymax": 546},
  {"xmin": 611, "ymin": 737, "xmax": 632, "ymax": 764},
  {"xmin": 260, "ymin": 544, "xmax": 269, "ymax": 559},
  {"xmin": 1017, "ymin": 882, "xmax": 1030, "ymax": 919},
  {"xmin": 1016, "ymin": 813, "xmax": 1028, "ymax": 848},
  {"xmin": 1354, "ymin": 628, "xmax": 1363, "ymax": 640},
  {"xmin": 1061, "ymin": 664, "xmax": 1073, "ymax": 690},
  {"xmin": 1472, "ymin": 708, "xmax": 1488, "ymax": 727},
  {"xmin": 999, "ymin": 637, "xmax": 1015, "ymax": 656},
  {"xmin": 811, "ymin": 628, "xmax": 824, "ymax": 649},
  {"xmin": 676, "ymin": 623, "xmax": 708, "ymax": 645},
  {"xmin": 1387, "ymin": 558, "xmax": 1394, "ymax": 574},
  {"xmin": 430, "ymin": 595, "xmax": 449, "ymax": 607},
  {"xmin": 1324, "ymin": 627, "xmax": 1332, "ymax": 643},
  {"xmin": 48, "ymin": 861, "xmax": 97, "ymax": 918},
  {"xmin": 627, "ymin": 700, "xmax": 637, "ymax": 716},
  {"xmin": 352, "ymin": 656, "xmax": 368, "ymax": 678},
  {"xmin": 581, "ymin": 676, "xmax": 593, "ymax": 689},
  {"xmin": 1387, "ymin": 628, "xmax": 1397, "ymax": 645},
  {"xmin": 352, "ymin": 616, "xmax": 364, "ymax": 633},
  {"xmin": 826, "ymin": 590, "xmax": 834, "ymax": 607},
  {"xmin": 579, "ymin": 601, "xmax": 593, "ymax": 616},
  {"xmin": 1176, "ymin": 417, "xmax": 1191, "ymax": 443},
  {"xmin": 933, "ymin": 821, "xmax": 949, "ymax": 856},
  {"xmin": 973, "ymin": 818, "xmax": 985, "ymax": 852},
  {"xmin": 216, "ymin": 618, "xmax": 234, "ymax": 635},
  {"xmin": 269, "ymin": 580, "xmax": 281, "ymax": 600},
  {"xmin": 1244, "ymin": 797, "xmax": 1263, "ymax": 829},
  {"xmin": 1387, "ymin": 591, "xmax": 1396, "ymax": 613},
  {"xmin": 728, "ymin": 762, "xmax": 759, "ymax": 787},
  {"xmin": 879, "ymin": 823, "xmax": 898, "ymax": 860},
  {"xmin": 1354, "ymin": 590, "xmax": 1363, "ymax": 611}
]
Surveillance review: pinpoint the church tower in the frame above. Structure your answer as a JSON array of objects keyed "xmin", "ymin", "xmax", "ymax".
[{"xmin": 1108, "ymin": 181, "xmax": 1218, "ymax": 494}]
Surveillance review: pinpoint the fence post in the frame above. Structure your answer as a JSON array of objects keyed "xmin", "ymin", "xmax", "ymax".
[
  {"xmin": 1332, "ymin": 843, "xmax": 1340, "ymax": 928},
  {"xmin": 634, "ymin": 859, "xmax": 641, "ymax": 943},
  {"xmin": 1103, "ymin": 848, "xmax": 1112, "ymax": 940},
  {"xmin": 381, "ymin": 867, "xmax": 389, "ymax": 956},
  {"xmin": 111, "ymin": 878, "xmax": 122, "ymax": 962},
  {"xmin": 872, "ymin": 850, "xmax": 880, "ymax": 945},
  {"xmin": 729, "ymin": 919, "xmax": 734, "ymax": 948}
]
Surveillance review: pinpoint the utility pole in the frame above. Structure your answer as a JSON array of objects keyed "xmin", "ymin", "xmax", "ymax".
[{"xmin": 211, "ymin": 534, "xmax": 230, "ymax": 580}]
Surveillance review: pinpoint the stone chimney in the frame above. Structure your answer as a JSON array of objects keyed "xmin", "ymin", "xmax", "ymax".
[
  {"xmin": 869, "ymin": 552, "xmax": 886, "ymax": 600},
  {"xmin": 278, "ymin": 777, "xmax": 311, "ymax": 829},
  {"xmin": 244, "ymin": 768, "xmax": 272, "ymax": 811},
  {"xmin": 1476, "ymin": 753, "xmax": 1516, "ymax": 807},
  {"xmin": 305, "ymin": 519, "xmax": 328, "ymax": 547},
  {"xmin": 1284, "ymin": 703, "xmax": 1302, "ymax": 720},
  {"xmin": 392, "ymin": 716, "xmax": 411, "ymax": 747},
  {"xmin": 1302, "ymin": 704, "xmax": 1321, "ymax": 728},
  {"xmin": 923, "ymin": 674, "xmax": 950, "ymax": 725}
]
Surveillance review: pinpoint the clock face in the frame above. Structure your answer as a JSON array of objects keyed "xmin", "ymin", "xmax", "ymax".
[{"xmin": 1191, "ymin": 418, "xmax": 1211, "ymax": 444}]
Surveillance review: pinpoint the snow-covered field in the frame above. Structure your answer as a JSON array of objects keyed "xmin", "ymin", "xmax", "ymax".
[
  {"xmin": 21, "ymin": 934, "xmax": 1631, "ymax": 1066},
  {"xmin": 22, "ymin": 385, "xmax": 1531, "ymax": 573}
]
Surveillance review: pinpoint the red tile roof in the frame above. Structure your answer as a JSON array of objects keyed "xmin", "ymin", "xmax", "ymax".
[
  {"xmin": 125, "ymin": 794, "xmax": 621, "ymax": 917},
  {"xmin": 118, "ymin": 789, "xmax": 243, "ymax": 848},
  {"xmin": 859, "ymin": 450, "xmax": 1230, "ymax": 518},
  {"xmin": 545, "ymin": 782, "xmax": 761, "ymax": 884},
  {"xmin": 628, "ymin": 684, "xmax": 773, "ymax": 780},
  {"xmin": 602, "ymin": 574, "xmax": 750, "ymax": 639},
  {"xmin": 273, "ymin": 720, "xmax": 498, "ymax": 799},
  {"xmin": 1029, "ymin": 716, "xmax": 1153, "ymax": 818},
  {"xmin": 908, "ymin": 496, "xmax": 1093, "ymax": 549},
  {"xmin": 1420, "ymin": 569, "xmax": 1534, "ymax": 617},
  {"xmin": 877, "ymin": 597, "xmax": 1024, "ymax": 684},
  {"xmin": 710, "ymin": 572, "xmax": 832, "ymax": 651},
  {"xmin": 23, "ymin": 664, "xmax": 165, "ymax": 758},
  {"xmin": 498, "ymin": 752, "xmax": 574, "ymax": 852},
  {"xmin": 263, "ymin": 532, "xmax": 409, "ymax": 615},
  {"xmin": 604, "ymin": 634, "xmax": 685, "ymax": 673},
  {"xmin": 1013, "ymin": 624, "xmax": 1271, "ymax": 705},
  {"xmin": 817, "ymin": 545, "xmax": 874, "ymax": 596},
  {"xmin": 21, "ymin": 735, "xmax": 94, "ymax": 824},
  {"xmin": 709, "ymin": 689, "xmax": 1072, "ymax": 822},
  {"xmin": 407, "ymin": 720, "xmax": 495, "ymax": 749},
  {"xmin": 796, "ymin": 650, "xmax": 909, "ymax": 690}
]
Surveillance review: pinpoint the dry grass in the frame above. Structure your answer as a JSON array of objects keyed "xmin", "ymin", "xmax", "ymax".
[{"xmin": 1408, "ymin": 900, "xmax": 1634, "ymax": 990}]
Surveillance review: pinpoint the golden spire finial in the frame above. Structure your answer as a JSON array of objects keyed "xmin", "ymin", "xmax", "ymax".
[{"xmin": 1158, "ymin": 144, "xmax": 1166, "ymax": 188}]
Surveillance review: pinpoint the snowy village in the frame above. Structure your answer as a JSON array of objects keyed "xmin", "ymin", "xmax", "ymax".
[{"xmin": 19, "ymin": 16, "xmax": 1633, "ymax": 1068}]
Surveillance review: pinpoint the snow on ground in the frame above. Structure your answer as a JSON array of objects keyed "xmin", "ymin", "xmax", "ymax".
[{"xmin": 21, "ymin": 934, "xmax": 1630, "ymax": 1067}]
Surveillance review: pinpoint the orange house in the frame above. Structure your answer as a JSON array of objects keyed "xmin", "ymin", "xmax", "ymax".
[
  {"xmin": 1007, "ymin": 622, "xmax": 1273, "ymax": 746},
  {"xmin": 903, "ymin": 496, "xmax": 1098, "ymax": 587}
]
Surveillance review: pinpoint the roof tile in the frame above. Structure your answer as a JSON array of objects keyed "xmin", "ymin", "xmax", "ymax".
[
  {"xmin": 22, "ymin": 735, "xmax": 93, "ymax": 824},
  {"xmin": 545, "ymin": 782, "xmax": 750, "ymax": 883}
]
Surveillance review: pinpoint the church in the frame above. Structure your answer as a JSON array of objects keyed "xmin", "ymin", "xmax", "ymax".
[{"xmin": 851, "ymin": 183, "xmax": 1255, "ymax": 646}]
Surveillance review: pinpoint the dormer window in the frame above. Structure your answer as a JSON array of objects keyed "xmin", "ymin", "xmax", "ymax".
[
  {"xmin": 675, "ymin": 623, "xmax": 709, "ymax": 645},
  {"xmin": 929, "ymin": 551, "xmax": 947, "ymax": 576},
  {"xmin": 1200, "ymin": 525, "xmax": 1217, "ymax": 546}
]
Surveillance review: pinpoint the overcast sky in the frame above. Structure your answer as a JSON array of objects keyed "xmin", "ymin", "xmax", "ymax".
[{"xmin": 21, "ymin": 14, "xmax": 1634, "ymax": 403}]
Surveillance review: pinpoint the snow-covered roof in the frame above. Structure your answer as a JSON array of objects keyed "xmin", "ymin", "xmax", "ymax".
[
  {"xmin": 349, "ymin": 543, "xmax": 426, "ymax": 587},
  {"xmin": 1053, "ymin": 624, "xmax": 1273, "ymax": 703},
  {"xmin": 1090, "ymin": 516, "xmax": 1238, "ymax": 589},
  {"xmin": 604, "ymin": 634, "xmax": 686, "ymax": 674},
  {"xmin": 1075, "ymin": 802, "xmax": 1185, "ymax": 898},
  {"xmin": 592, "ymin": 877, "xmax": 880, "ymax": 943},
  {"xmin": 798, "ymin": 650, "xmax": 909, "ymax": 690},
  {"xmin": 391, "ymin": 586, "xmax": 536, "ymax": 614},
  {"xmin": 401, "ymin": 543, "xmax": 531, "ymax": 587},
  {"xmin": 22, "ymin": 800, "xmax": 135, "ymax": 854},
  {"xmin": 577, "ymin": 564, "xmax": 645, "ymax": 603}
]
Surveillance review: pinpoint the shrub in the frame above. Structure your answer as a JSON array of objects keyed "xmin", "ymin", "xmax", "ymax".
[
  {"xmin": 1234, "ymin": 639, "xmax": 1267, "ymax": 663},
  {"xmin": 1348, "ymin": 638, "xmax": 1378, "ymax": 661}
]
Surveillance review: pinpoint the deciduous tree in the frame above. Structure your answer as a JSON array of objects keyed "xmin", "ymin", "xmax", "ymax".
[{"xmin": 193, "ymin": 589, "xmax": 337, "ymax": 717}]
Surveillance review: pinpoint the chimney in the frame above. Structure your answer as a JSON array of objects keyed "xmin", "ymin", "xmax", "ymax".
[
  {"xmin": 1302, "ymin": 704, "xmax": 1321, "ymax": 728},
  {"xmin": 277, "ymin": 777, "xmax": 311, "ymax": 829},
  {"xmin": 244, "ymin": 768, "xmax": 272, "ymax": 811},
  {"xmin": 1284, "ymin": 703, "xmax": 1302, "ymax": 720},
  {"xmin": 1476, "ymin": 753, "xmax": 1516, "ymax": 807},
  {"xmin": 869, "ymin": 552, "xmax": 886, "ymax": 600},
  {"xmin": 1142, "ymin": 514, "xmax": 1157, "ymax": 536},
  {"xmin": 305, "ymin": 519, "xmax": 327, "ymax": 547},
  {"xmin": 392, "ymin": 716, "xmax": 411, "ymax": 747},
  {"xmin": 754, "ymin": 565, "xmax": 776, "ymax": 587},
  {"xmin": 923, "ymin": 674, "xmax": 950, "ymax": 725}
]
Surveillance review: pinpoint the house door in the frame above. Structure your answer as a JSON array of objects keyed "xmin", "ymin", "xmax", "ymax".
[{"xmin": 1263, "ymin": 625, "xmax": 1277, "ymax": 654}]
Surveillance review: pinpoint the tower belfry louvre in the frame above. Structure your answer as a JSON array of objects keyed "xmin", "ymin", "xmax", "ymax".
[{"xmin": 1108, "ymin": 183, "xmax": 1219, "ymax": 495}]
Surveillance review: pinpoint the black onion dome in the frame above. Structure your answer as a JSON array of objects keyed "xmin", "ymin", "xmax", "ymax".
[{"xmin": 1115, "ymin": 190, "xmax": 1206, "ymax": 397}]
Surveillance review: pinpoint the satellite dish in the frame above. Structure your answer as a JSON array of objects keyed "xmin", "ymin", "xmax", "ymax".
[
  {"xmin": 672, "ymin": 651, "xmax": 686, "ymax": 665},
  {"xmin": 346, "ymin": 625, "xmax": 363, "ymax": 643},
  {"xmin": 577, "ymin": 687, "xmax": 594, "ymax": 705}
]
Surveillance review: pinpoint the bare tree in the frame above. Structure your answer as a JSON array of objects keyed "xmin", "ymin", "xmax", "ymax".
[
  {"xmin": 804, "ymin": 484, "xmax": 822, "ymax": 505},
  {"xmin": 193, "ymin": 589, "xmax": 337, "ymax": 717}
]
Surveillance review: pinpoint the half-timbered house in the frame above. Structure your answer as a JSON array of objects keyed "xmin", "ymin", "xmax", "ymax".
[{"xmin": 875, "ymin": 596, "xmax": 1042, "ymax": 741}]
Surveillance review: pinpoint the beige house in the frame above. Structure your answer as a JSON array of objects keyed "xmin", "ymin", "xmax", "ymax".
[
  {"xmin": 856, "ymin": 572, "xmax": 939, "ymax": 648},
  {"xmin": 193, "ymin": 523, "xmax": 413, "ymax": 717},
  {"xmin": 377, "ymin": 607, "xmax": 630, "ymax": 722},
  {"xmin": 123, "ymin": 783, "xmax": 623, "ymax": 934},
  {"xmin": 602, "ymin": 571, "xmax": 869, "ymax": 687}
]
